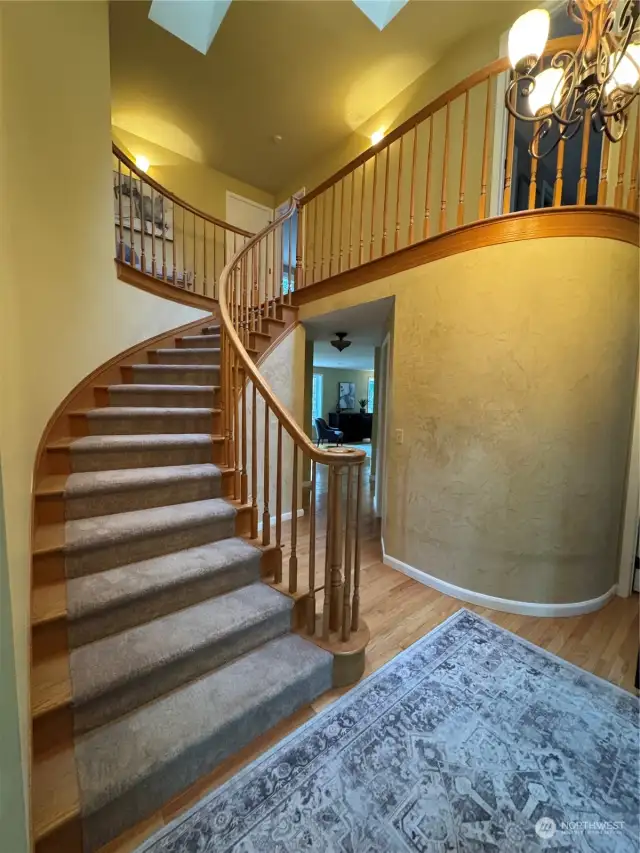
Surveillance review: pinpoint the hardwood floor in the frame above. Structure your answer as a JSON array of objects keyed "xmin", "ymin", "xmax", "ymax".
[{"xmin": 99, "ymin": 456, "xmax": 639, "ymax": 853}]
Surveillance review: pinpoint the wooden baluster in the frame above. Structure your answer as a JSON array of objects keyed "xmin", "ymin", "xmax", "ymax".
[
  {"xmin": 347, "ymin": 171, "xmax": 355, "ymax": 269},
  {"xmin": 329, "ymin": 466, "xmax": 343, "ymax": 633},
  {"xmin": 250, "ymin": 383, "xmax": 258, "ymax": 539},
  {"xmin": 370, "ymin": 153, "xmax": 379, "ymax": 260},
  {"xmin": 529, "ymin": 122, "xmax": 540, "ymax": 209},
  {"xmin": 479, "ymin": 76, "xmax": 493, "ymax": 220},
  {"xmin": 313, "ymin": 196, "xmax": 320, "ymax": 283},
  {"xmin": 280, "ymin": 220, "xmax": 286, "ymax": 301},
  {"xmin": 423, "ymin": 115, "xmax": 434, "ymax": 238},
  {"xmin": 577, "ymin": 110, "xmax": 592, "ymax": 205},
  {"xmin": 306, "ymin": 460, "xmax": 317, "ymax": 635},
  {"xmin": 262, "ymin": 401, "xmax": 270, "ymax": 545},
  {"xmin": 305, "ymin": 200, "xmax": 314, "ymax": 285},
  {"xmin": 350, "ymin": 464, "xmax": 362, "ymax": 632},
  {"xmin": 220, "ymin": 330, "xmax": 227, "ymax": 468},
  {"xmin": 129, "ymin": 166, "xmax": 136, "ymax": 267},
  {"xmin": 503, "ymin": 107, "xmax": 516, "ymax": 214},
  {"xmin": 381, "ymin": 144, "xmax": 391, "ymax": 255},
  {"xmin": 458, "ymin": 91, "xmax": 469, "ymax": 226},
  {"xmin": 553, "ymin": 136, "xmax": 566, "ymax": 206},
  {"xmin": 140, "ymin": 177, "xmax": 146, "ymax": 274},
  {"xmin": 597, "ymin": 134, "xmax": 611, "ymax": 206},
  {"xmin": 320, "ymin": 190, "xmax": 327, "ymax": 280},
  {"xmin": 162, "ymin": 197, "xmax": 168, "ymax": 280},
  {"xmin": 193, "ymin": 213, "xmax": 198, "ymax": 293},
  {"xmin": 358, "ymin": 163, "xmax": 366, "ymax": 265},
  {"xmin": 328, "ymin": 184, "xmax": 336, "ymax": 277},
  {"xmin": 440, "ymin": 102, "xmax": 450, "ymax": 232},
  {"xmin": 322, "ymin": 466, "xmax": 334, "ymax": 640},
  {"xmin": 615, "ymin": 122, "xmax": 629, "ymax": 208},
  {"xmin": 253, "ymin": 247, "xmax": 259, "ymax": 331},
  {"xmin": 182, "ymin": 206, "xmax": 187, "ymax": 285},
  {"xmin": 212, "ymin": 225, "xmax": 217, "ymax": 298},
  {"xmin": 289, "ymin": 214, "xmax": 295, "ymax": 304},
  {"xmin": 289, "ymin": 444, "xmax": 298, "ymax": 594},
  {"xmin": 338, "ymin": 180, "xmax": 345, "ymax": 273},
  {"xmin": 117, "ymin": 159, "xmax": 124, "ymax": 261},
  {"xmin": 203, "ymin": 221, "xmax": 208, "ymax": 297},
  {"xmin": 394, "ymin": 135, "xmax": 404, "ymax": 251},
  {"xmin": 171, "ymin": 202, "xmax": 178, "ymax": 285},
  {"xmin": 275, "ymin": 422, "xmax": 283, "ymax": 584},
  {"xmin": 628, "ymin": 113, "xmax": 639, "ymax": 211},
  {"xmin": 150, "ymin": 187, "xmax": 157, "ymax": 276},
  {"xmin": 408, "ymin": 125, "xmax": 417, "ymax": 245},
  {"xmin": 270, "ymin": 227, "xmax": 276, "ymax": 316},
  {"xmin": 241, "ymin": 371, "xmax": 248, "ymax": 505},
  {"xmin": 341, "ymin": 466, "xmax": 354, "ymax": 641},
  {"xmin": 233, "ymin": 350, "xmax": 240, "ymax": 499}
]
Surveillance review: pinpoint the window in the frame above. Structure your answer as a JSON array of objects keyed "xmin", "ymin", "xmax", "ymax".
[
  {"xmin": 312, "ymin": 373, "xmax": 323, "ymax": 423},
  {"xmin": 367, "ymin": 377, "xmax": 375, "ymax": 413}
]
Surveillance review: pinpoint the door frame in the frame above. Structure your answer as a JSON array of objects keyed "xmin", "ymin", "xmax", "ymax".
[{"xmin": 374, "ymin": 331, "xmax": 391, "ymax": 520}]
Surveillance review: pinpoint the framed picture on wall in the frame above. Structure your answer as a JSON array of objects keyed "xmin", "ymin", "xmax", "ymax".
[
  {"xmin": 338, "ymin": 382, "xmax": 356, "ymax": 410},
  {"xmin": 113, "ymin": 171, "xmax": 174, "ymax": 240}
]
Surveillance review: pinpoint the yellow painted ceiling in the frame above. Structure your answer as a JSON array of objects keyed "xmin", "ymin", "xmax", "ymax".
[{"xmin": 109, "ymin": 0, "xmax": 527, "ymax": 194}]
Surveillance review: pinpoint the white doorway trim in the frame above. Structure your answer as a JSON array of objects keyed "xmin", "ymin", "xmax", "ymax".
[
  {"xmin": 617, "ymin": 374, "xmax": 639, "ymax": 596},
  {"xmin": 374, "ymin": 331, "xmax": 391, "ymax": 520}
]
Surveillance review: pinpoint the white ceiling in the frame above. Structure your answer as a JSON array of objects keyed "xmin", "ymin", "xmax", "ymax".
[{"xmin": 305, "ymin": 297, "xmax": 393, "ymax": 370}]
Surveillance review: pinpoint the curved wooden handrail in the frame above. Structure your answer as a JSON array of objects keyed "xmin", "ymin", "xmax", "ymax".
[
  {"xmin": 218, "ymin": 201, "xmax": 364, "ymax": 467},
  {"xmin": 113, "ymin": 144, "xmax": 252, "ymax": 236},
  {"xmin": 301, "ymin": 36, "xmax": 582, "ymax": 206}
]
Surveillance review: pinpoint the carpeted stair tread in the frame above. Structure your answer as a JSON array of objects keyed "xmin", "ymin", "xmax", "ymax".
[
  {"xmin": 177, "ymin": 334, "xmax": 220, "ymax": 346},
  {"xmin": 65, "ymin": 463, "xmax": 220, "ymax": 496},
  {"xmin": 105, "ymin": 384, "xmax": 217, "ymax": 395},
  {"xmin": 75, "ymin": 634, "xmax": 332, "ymax": 848},
  {"xmin": 131, "ymin": 364, "xmax": 220, "ymax": 386},
  {"xmin": 48, "ymin": 434, "xmax": 215, "ymax": 473},
  {"xmin": 63, "ymin": 499, "xmax": 235, "ymax": 553},
  {"xmin": 66, "ymin": 538, "xmax": 261, "ymax": 646},
  {"xmin": 152, "ymin": 347, "xmax": 221, "ymax": 357},
  {"xmin": 84, "ymin": 407, "xmax": 217, "ymax": 435},
  {"xmin": 87, "ymin": 406, "xmax": 215, "ymax": 419},
  {"xmin": 54, "ymin": 433, "xmax": 213, "ymax": 451},
  {"xmin": 69, "ymin": 583, "xmax": 294, "ymax": 731}
]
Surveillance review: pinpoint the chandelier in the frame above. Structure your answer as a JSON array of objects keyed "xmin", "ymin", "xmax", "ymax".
[{"xmin": 505, "ymin": 0, "xmax": 640, "ymax": 158}]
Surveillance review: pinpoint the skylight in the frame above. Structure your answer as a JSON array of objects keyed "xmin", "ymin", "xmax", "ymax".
[
  {"xmin": 351, "ymin": 0, "xmax": 409, "ymax": 31},
  {"xmin": 148, "ymin": 0, "xmax": 232, "ymax": 55}
]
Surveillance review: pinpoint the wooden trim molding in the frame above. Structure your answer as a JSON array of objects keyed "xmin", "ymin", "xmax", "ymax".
[
  {"xmin": 116, "ymin": 260, "xmax": 218, "ymax": 311},
  {"xmin": 292, "ymin": 207, "xmax": 640, "ymax": 306}
]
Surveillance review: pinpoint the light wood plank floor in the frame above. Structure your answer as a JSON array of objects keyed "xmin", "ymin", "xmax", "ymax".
[{"xmin": 100, "ymin": 457, "xmax": 639, "ymax": 853}]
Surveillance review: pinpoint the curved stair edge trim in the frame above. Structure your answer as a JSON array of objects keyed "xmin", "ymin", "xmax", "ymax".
[
  {"xmin": 115, "ymin": 260, "xmax": 220, "ymax": 311},
  {"xmin": 291, "ymin": 206, "xmax": 640, "ymax": 306}
]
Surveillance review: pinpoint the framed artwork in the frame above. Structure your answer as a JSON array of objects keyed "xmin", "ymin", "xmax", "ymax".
[
  {"xmin": 338, "ymin": 382, "xmax": 356, "ymax": 410},
  {"xmin": 113, "ymin": 171, "xmax": 174, "ymax": 240}
]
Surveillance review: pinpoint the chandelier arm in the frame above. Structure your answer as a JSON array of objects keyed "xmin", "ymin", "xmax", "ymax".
[{"xmin": 597, "ymin": 0, "xmax": 639, "ymax": 88}]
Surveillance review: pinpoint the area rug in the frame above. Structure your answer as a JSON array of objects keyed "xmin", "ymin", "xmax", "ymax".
[{"xmin": 137, "ymin": 609, "xmax": 639, "ymax": 853}]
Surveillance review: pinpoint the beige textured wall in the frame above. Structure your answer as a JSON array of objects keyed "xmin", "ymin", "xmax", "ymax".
[
  {"xmin": 299, "ymin": 237, "xmax": 639, "ymax": 605},
  {"xmin": 0, "ymin": 2, "xmax": 207, "ymax": 823}
]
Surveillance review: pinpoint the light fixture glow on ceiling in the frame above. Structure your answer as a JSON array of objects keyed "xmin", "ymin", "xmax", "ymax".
[
  {"xmin": 135, "ymin": 155, "xmax": 150, "ymax": 173},
  {"xmin": 371, "ymin": 128, "xmax": 385, "ymax": 145},
  {"xmin": 352, "ymin": 0, "xmax": 409, "ymax": 31}
]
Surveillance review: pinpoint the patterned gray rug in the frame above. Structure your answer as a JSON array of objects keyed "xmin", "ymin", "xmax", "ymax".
[{"xmin": 137, "ymin": 609, "xmax": 639, "ymax": 853}]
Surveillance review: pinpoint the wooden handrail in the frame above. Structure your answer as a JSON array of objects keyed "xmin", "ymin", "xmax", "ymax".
[
  {"xmin": 218, "ymin": 201, "xmax": 364, "ymax": 467},
  {"xmin": 301, "ymin": 36, "xmax": 581, "ymax": 206},
  {"xmin": 112, "ymin": 144, "xmax": 252, "ymax": 237}
]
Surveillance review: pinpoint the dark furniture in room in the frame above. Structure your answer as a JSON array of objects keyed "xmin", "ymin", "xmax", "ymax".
[
  {"xmin": 314, "ymin": 418, "xmax": 343, "ymax": 446},
  {"xmin": 328, "ymin": 412, "xmax": 372, "ymax": 443}
]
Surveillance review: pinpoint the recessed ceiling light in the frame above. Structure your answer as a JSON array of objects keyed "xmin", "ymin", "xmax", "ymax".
[
  {"xmin": 135, "ymin": 155, "xmax": 150, "ymax": 173},
  {"xmin": 371, "ymin": 128, "xmax": 385, "ymax": 146},
  {"xmin": 273, "ymin": 134, "xmax": 283, "ymax": 144}
]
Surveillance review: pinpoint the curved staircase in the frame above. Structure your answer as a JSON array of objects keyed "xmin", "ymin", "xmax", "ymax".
[{"xmin": 32, "ymin": 316, "xmax": 332, "ymax": 853}]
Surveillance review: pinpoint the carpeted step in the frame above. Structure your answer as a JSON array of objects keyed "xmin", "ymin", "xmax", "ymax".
[
  {"xmin": 70, "ymin": 583, "xmax": 294, "ymax": 734},
  {"xmin": 131, "ymin": 364, "xmax": 220, "ymax": 386},
  {"xmin": 76, "ymin": 634, "xmax": 332, "ymax": 851},
  {"xmin": 61, "ymin": 434, "xmax": 213, "ymax": 472},
  {"xmin": 107, "ymin": 384, "xmax": 217, "ymax": 408},
  {"xmin": 66, "ymin": 538, "xmax": 261, "ymax": 647},
  {"xmin": 201, "ymin": 325, "xmax": 221, "ymax": 335},
  {"xmin": 150, "ymin": 347, "xmax": 221, "ymax": 366},
  {"xmin": 177, "ymin": 333, "xmax": 220, "ymax": 348},
  {"xmin": 58, "ymin": 464, "xmax": 222, "ymax": 520},
  {"xmin": 85, "ymin": 407, "xmax": 214, "ymax": 435},
  {"xmin": 61, "ymin": 498, "xmax": 236, "ymax": 578}
]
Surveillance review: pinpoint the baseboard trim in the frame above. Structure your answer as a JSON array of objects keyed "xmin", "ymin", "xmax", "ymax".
[
  {"xmin": 381, "ymin": 538, "xmax": 617, "ymax": 618},
  {"xmin": 257, "ymin": 508, "xmax": 304, "ymax": 532}
]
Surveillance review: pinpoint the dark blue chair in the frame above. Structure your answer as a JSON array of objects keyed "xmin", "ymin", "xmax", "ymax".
[{"xmin": 315, "ymin": 418, "xmax": 343, "ymax": 446}]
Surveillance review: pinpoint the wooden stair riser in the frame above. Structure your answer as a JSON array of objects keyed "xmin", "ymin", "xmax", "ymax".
[
  {"xmin": 35, "ymin": 816, "xmax": 83, "ymax": 853},
  {"xmin": 248, "ymin": 331, "xmax": 271, "ymax": 354},
  {"xmin": 33, "ymin": 704, "xmax": 74, "ymax": 760},
  {"xmin": 260, "ymin": 317, "xmax": 286, "ymax": 337},
  {"xmin": 275, "ymin": 303, "xmax": 297, "ymax": 325}
]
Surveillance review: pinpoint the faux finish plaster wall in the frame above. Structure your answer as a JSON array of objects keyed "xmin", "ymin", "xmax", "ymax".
[{"xmin": 299, "ymin": 237, "xmax": 639, "ymax": 605}]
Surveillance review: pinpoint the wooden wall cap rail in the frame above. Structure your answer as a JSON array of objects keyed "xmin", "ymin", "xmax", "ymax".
[
  {"xmin": 113, "ymin": 144, "xmax": 253, "ymax": 237},
  {"xmin": 292, "ymin": 206, "xmax": 640, "ymax": 307},
  {"xmin": 219, "ymin": 202, "xmax": 364, "ymax": 467},
  {"xmin": 301, "ymin": 35, "xmax": 581, "ymax": 205},
  {"xmin": 116, "ymin": 260, "xmax": 218, "ymax": 310}
]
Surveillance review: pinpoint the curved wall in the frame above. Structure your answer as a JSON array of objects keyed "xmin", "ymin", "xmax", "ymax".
[{"xmin": 299, "ymin": 234, "xmax": 639, "ymax": 607}]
